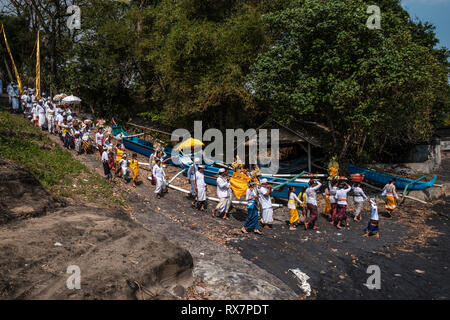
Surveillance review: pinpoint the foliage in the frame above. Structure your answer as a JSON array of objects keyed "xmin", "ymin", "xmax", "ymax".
[
  {"xmin": 248, "ymin": 0, "xmax": 450, "ymax": 161},
  {"xmin": 1, "ymin": 0, "xmax": 449, "ymax": 162}
]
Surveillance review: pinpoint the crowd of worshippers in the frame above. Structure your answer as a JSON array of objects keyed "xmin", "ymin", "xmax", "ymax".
[
  {"xmin": 7, "ymin": 87, "xmax": 396, "ymax": 238},
  {"xmin": 184, "ymin": 158, "xmax": 399, "ymax": 237}
]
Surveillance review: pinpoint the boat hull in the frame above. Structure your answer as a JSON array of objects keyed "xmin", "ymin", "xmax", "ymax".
[
  {"xmin": 112, "ymin": 125, "xmax": 309, "ymax": 199},
  {"xmin": 348, "ymin": 164, "xmax": 436, "ymax": 190}
]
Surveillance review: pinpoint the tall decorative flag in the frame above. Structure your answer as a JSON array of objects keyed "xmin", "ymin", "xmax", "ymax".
[
  {"xmin": 1, "ymin": 24, "xmax": 23, "ymax": 95},
  {"xmin": 36, "ymin": 30, "xmax": 41, "ymax": 99}
]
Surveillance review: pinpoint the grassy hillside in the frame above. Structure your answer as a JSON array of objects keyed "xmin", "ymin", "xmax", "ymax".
[{"xmin": 0, "ymin": 110, "xmax": 124, "ymax": 206}]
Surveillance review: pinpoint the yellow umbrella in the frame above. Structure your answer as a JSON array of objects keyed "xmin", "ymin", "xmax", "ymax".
[{"xmin": 175, "ymin": 138, "xmax": 205, "ymax": 150}]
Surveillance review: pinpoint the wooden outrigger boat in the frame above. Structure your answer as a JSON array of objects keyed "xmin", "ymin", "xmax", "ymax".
[
  {"xmin": 348, "ymin": 164, "xmax": 437, "ymax": 191},
  {"xmin": 111, "ymin": 125, "xmax": 311, "ymax": 199}
]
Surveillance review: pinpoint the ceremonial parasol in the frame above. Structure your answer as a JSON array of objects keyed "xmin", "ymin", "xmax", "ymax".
[
  {"xmin": 175, "ymin": 138, "xmax": 205, "ymax": 150},
  {"xmin": 53, "ymin": 93, "xmax": 67, "ymax": 102},
  {"xmin": 62, "ymin": 95, "xmax": 82, "ymax": 104}
]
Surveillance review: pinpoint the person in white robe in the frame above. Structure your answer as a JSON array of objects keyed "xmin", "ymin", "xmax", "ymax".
[
  {"xmin": 153, "ymin": 159, "xmax": 167, "ymax": 198},
  {"xmin": 257, "ymin": 178, "xmax": 273, "ymax": 229},
  {"xmin": 36, "ymin": 100, "xmax": 46, "ymax": 129},
  {"xmin": 11, "ymin": 85, "xmax": 20, "ymax": 112},
  {"xmin": 7, "ymin": 83, "xmax": 13, "ymax": 105},
  {"xmin": 187, "ymin": 158, "xmax": 200, "ymax": 201},
  {"xmin": 119, "ymin": 153, "xmax": 130, "ymax": 181},
  {"xmin": 46, "ymin": 103, "xmax": 56, "ymax": 134},
  {"xmin": 212, "ymin": 168, "xmax": 231, "ymax": 219},
  {"xmin": 352, "ymin": 183, "xmax": 368, "ymax": 221},
  {"xmin": 194, "ymin": 165, "xmax": 207, "ymax": 211}
]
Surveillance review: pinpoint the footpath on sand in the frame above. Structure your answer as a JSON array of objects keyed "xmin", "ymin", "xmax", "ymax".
[
  {"xmin": 43, "ymin": 125, "xmax": 298, "ymax": 300},
  {"xmin": 34, "ymin": 114, "xmax": 450, "ymax": 299}
]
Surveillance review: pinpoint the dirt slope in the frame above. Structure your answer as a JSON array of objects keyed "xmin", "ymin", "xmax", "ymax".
[
  {"xmin": 0, "ymin": 159, "xmax": 63, "ymax": 225},
  {"xmin": 0, "ymin": 160, "xmax": 194, "ymax": 300}
]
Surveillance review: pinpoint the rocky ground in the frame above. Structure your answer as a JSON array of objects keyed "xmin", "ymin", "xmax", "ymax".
[{"xmin": 1, "ymin": 110, "xmax": 449, "ymax": 299}]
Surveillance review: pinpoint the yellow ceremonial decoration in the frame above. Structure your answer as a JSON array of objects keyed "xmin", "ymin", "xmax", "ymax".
[
  {"xmin": 230, "ymin": 172, "xmax": 251, "ymax": 199},
  {"xmin": 174, "ymin": 138, "xmax": 205, "ymax": 150},
  {"xmin": 327, "ymin": 155, "xmax": 339, "ymax": 180},
  {"xmin": 1, "ymin": 24, "xmax": 23, "ymax": 95},
  {"xmin": 35, "ymin": 30, "xmax": 41, "ymax": 99}
]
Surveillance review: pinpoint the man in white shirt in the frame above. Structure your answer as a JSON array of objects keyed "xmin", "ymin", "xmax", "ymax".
[
  {"xmin": 21, "ymin": 92, "xmax": 28, "ymax": 114},
  {"xmin": 304, "ymin": 179, "xmax": 322, "ymax": 230},
  {"xmin": 364, "ymin": 198, "xmax": 380, "ymax": 238},
  {"xmin": 257, "ymin": 178, "xmax": 273, "ymax": 229},
  {"xmin": 212, "ymin": 168, "xmax": 231, "ymax": 219},
  {"xmin": 95, "ymin": 127, "xmax": 105, "ymax": 155},
  {"xmin": 153, "ymin": 159, "xmax": 167, "ymax": 199},
  {"xmin": 334, "ymin": 182, "xmax": 352, "ymax": 229},
  {"xmin": 46, "ymin": 103, "xmax": 56, "ymax": 134},
  {"xmin": 119, "ymin": 153, "xmax": 130, "ymax": 181},
  {"xmin": 36, "ymin": 100, "xmax": 46, "ymax": 129},
  {"xmin": 352, "ymin": 182, "xmax": 368, "ymax": 222},
  {"xmin": 55, "ymin": 110, "xmax": 64, "ymax": 134},
  {"xmin": 187, "ymin": 158, "xmax": 200, "ymax": 202},
  {"xmin": 101, "ymin": 148, "xmax": 112, "ymax": 181},
  {"xmin": 194, "ymin": 165, "xmax": 207, "ymax": 211}
]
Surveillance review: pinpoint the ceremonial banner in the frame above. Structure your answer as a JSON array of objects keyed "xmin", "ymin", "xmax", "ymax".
[
  {"xmin": 1, "ymin": 24, "xmax": 23, "ymax": 95},
  {"xmin": 35, "ymin": 30, "xmax": 40, "ymax": 99},
  {"xmin": 230, "ymin": 172, "xmax": 251, "ymax": 200}
]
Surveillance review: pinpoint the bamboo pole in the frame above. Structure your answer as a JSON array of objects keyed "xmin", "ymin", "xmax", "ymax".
[{"xmin": 360, "ymin": 181, "xmax": 428, "ymax": 204}]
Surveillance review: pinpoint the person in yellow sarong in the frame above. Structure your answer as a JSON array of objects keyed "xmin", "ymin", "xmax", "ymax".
[
  {"xmin": 130, "ymin": 153, "xmax": 139, "ymax": 187},
  {"xmin": 383, "ymin": 179, "xmax": 398, "ymax": 216},
  {"xmin": 115, "ymin": 143, "xmax": 124, "ymax": 176},
  {"xmin": 288, "ymin": 186, "xmax": 303, "ymax": 230},
  {"xmin": 323, "ymin": 188, "xmax": 332, "ymax": 220},
  {"xmin": 298, "ymin": 186, "xmax": 308, "ymax": 221}
]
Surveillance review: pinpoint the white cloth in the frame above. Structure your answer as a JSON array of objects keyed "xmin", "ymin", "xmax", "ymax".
[
  {"xmin": 37, "ymin": 105, "xmax": 46, "ymax": 127},
  {"xmin": 216, "ymin": 176, "xmax": 230, "ymax": 198},
  {"xmin": 82, "ymin": 131, "xmax": 90, "ymax": 141},
  {"xmin": 187, "ymin": 164, "xmax": 197, "ymax": 181},
  {"xmin": 257, "ymin": 186, "xmax": 272, "ymax": 209},
  {"xmin": 47, "ymin": 113, "xmax": 55, "ymax": 133},
  {"xmin": 261, "ymin": 208, "xmax": 274, "ymax": 224},
  {"xmin": 95, "ymin": 132, "xmax": 104, "ymax": 146},
  {"xmin": 195, "ymin": 171, "xmax": 206, "ymax": 201},
  {"xmin": 328, "ymin": 181, "xmax": 337, "ymax": 204},
  {"xmin": 305, "ymin": 181, "xmax": 322, "ymax": 206},
  {"xmin": 335, "ymin": 186, "xmax": 351, "ymax": 205},
  {"xmin": 370, "ymin": 201, "xmax": 379, "ymax": 221},
  {"xmin": 288, "ymin": 192, "xmax": 302, "ymax": 209},
  {"xmin": 352, "ymin": 186, "xmax": 367, "ymax": 203},
  {"xmin": 155, "ymin": 176, "xmax": 167, "ymax": 195},
  {"xmin": 153, "ymin": 165, "xmax": 165, "ymax": 180},
  {"xmin": 383, "ymin": 183, "xmax": 398, "ymax": 199},
  {"xmin": 246, "ymin": 188, "xmax": 257, "ymax": 202},
  {"xmin": 153, "ymin": 164, "xmax": 167, "ymax": 194},
  {"xmin": 190, "ymin": 180, "xmax": 197, "ymax": 196},
  {"xmin": 56, "ymin": 114, "xmax": 64, "ymax": 126},
  {"xmin": 101, "ymin": 151, "xmax": 109, "ymax": 162},
  {"xmin": 120, "ymin": 159, "xmax": 129, "ymax": 175}
]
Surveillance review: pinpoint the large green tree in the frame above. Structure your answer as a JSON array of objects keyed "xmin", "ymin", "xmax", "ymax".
[{"xmin": 248, "ymin": 0, "xmax": 449, "ymax": 161}]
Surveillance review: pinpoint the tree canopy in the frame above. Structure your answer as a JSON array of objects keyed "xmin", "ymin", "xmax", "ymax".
[{"xmin": 0, "ymin": 0, "xmax": 448, "ymax": 162}]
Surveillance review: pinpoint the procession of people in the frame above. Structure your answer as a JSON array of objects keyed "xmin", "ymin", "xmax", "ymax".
[{"xmin": 6, "ymin": 84, "xmax": 398, "ymax": 239}]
